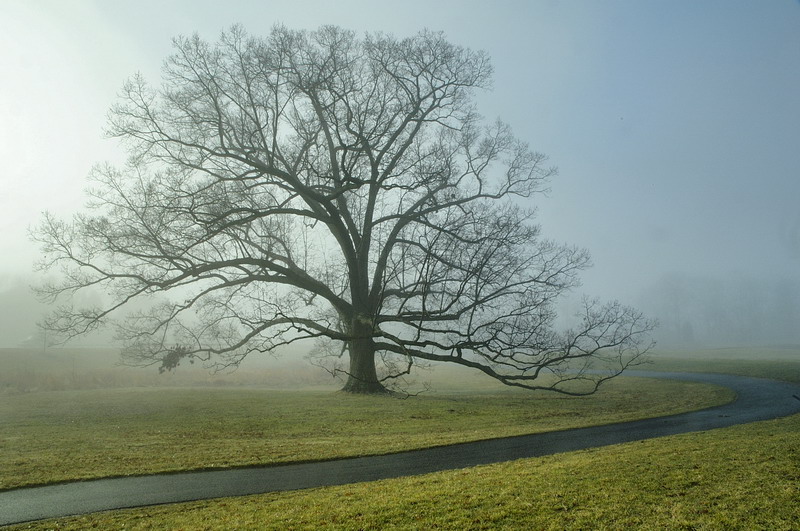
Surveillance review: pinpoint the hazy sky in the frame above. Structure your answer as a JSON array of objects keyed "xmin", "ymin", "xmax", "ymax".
[{"xmin": 1, "ymin": 0, "xmax": 798, "ymax": 347}]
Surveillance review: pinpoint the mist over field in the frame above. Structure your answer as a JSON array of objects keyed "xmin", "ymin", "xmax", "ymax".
[
  {"xmin": 2, "ymin": 272, "xmax": 799, "ymax": 352},
  {"xmin": 2, "ymin": 11, "xmax": 800, "ymax": 531},
  {"xmin": 1, "ymin": 1, "xmax": 798, "ymax": 374}
]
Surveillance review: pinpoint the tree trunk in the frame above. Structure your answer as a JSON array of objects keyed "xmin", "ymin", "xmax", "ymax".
[{"xmin": 341, "ymin": 334, "xmax": 389, "ymax": 394}]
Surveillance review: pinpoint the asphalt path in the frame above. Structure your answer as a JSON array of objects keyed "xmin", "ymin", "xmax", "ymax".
[{"xmin": 2, "ymin": 370, "xmax": 799, "ymax": 526}]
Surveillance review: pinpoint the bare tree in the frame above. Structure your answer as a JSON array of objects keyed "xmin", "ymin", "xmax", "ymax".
[{"xmin": 34, "ymin": 25, "xmax": 655, "ymax": 394}]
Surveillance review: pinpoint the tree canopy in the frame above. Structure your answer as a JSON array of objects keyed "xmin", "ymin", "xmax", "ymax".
[{"xmin": 35, "ymin": 25, "xmax": 655, "ymax": 394}]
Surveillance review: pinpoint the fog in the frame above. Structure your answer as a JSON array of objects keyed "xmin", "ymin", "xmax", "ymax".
[{"xmin": 1, "ymin": 0, "xmax": 798, "ymax": 354}]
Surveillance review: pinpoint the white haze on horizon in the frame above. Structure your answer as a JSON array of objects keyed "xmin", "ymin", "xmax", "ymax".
[{"xmin": 1, "ymin": 0, "xmax": 798, "ymax": 352}]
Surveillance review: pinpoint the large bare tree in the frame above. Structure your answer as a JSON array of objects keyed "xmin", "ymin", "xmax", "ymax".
[{"xmin": 34, "ymin": 25, "xmax": 654, "ymax": 394}]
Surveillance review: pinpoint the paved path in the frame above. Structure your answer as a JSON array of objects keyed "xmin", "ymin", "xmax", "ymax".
[{"xmin": 2, "ymin": 371, "xmax": 799, "ymax": 526}]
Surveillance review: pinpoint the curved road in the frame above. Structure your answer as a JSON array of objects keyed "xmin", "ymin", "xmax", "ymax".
[{"xmin": 2, "ymin": 371, "xmax": 799, "ymax": 526}]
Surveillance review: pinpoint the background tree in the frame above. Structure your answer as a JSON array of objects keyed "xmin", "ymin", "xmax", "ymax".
[{"xmin": 34, "ymin": 25, "xmax": 655, "ymax": 394}]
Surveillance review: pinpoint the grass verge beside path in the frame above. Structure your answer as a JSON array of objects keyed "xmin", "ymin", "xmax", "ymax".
[
  {"xmin": 0, "ymin": 377, "xmax": 732, "ymax": 490},
  {"xmin": 11, "ymin": 412, "xmax": 799, "ymax": 530}
]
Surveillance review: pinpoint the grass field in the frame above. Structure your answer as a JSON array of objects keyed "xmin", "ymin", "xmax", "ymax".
[
  {"xmin": 10, "ymin": 413, "xmax": 798, "ymax": 530},
  {"xmin": 0, "ymin": 373, "xmax": 732, "ymax": 490},
  {"xmin": 0, "ymin": 347, "xmax": 334, "ymax": 394},
  {"xmin": 646, "ymin": 346, "xmax": 800, "ymax": 383},
  {"xmin": 2, "ymin": 346, "xmax": 799, "ymax": 529}
]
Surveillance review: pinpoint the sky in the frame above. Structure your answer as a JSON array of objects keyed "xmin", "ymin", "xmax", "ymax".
[{"xmin": 0, "ymin": 0, "xmax": 798, "ymax": 348}]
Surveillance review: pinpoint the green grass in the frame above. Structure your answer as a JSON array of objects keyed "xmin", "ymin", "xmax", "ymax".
[
  {"xmin": 647, "ymin": 346, "xmax": 800, "ymax": 383},
  {"xmin": 0, "ymin": 375, "xmax": 732, "ymax": 490},
  {"xmin": 0, "ymin": 347, "xmax": 335, "ymax": 394},
  {"xmin": 10, "ymin": 412, "xmax": 799, "ymax": 530},
  {"xmin": 4, "ymin": 348, "xmax": 798, "ymax": 529}
]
